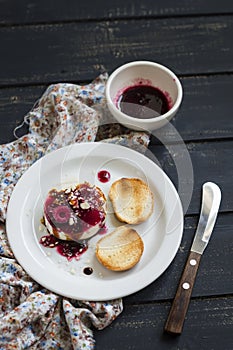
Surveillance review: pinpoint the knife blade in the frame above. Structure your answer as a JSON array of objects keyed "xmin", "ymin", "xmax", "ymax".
[{"xmin": 164, "ymin": 182, "xmax": 221, "ymax": 335}]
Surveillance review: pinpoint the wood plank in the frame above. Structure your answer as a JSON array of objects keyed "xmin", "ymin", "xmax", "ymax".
[
  {"xmin": 1, "ymin": 89, "xmax": 233, "ymax": 213},
  {"xmin": 1, "ymin": 73, "xmax": 233, "ymax": 144},
  {"xmin": 94, "ymin": 297, "xmax": 233, "ymax": 350},
  {"xmin": 148, "ymin": 140, "xmax": 233, "ymax": 214},
  {"xmin": 0, "ymin": 86, "xmax": 45, "ymax": 144},
  {"xmin": 1, "ymin": 0, "xmax": 233, "ymax": 25},
  {"xmin": 158, "ymin": 74, "xmax": 233, "ymax": 141},
  {"xmin": 1, "ymin": 86, "xmax": 232, "ymax": 214},
  {"xmin": 0, "ymin": 16, "xmax": 233, "ymax": 86},
  {"xmin": 126, "ymin": 213, "xmax": 233, "ymax": 303}
]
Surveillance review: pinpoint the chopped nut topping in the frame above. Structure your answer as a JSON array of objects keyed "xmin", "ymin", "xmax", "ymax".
[
  {"xmin": 69, "ymin": 199, "xmax": 77, "ymax": 206},
  {"xmin": 69, "ymin": 217, "xmax": 75, "ymax": 225},
  {"xmin": 80, "ymin": 202, "xmax": 90, "ymax": 209}
]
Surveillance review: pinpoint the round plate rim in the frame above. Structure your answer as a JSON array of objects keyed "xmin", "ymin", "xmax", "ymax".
[{"xmin": 6, "ymin": 142, "xmax": 183, "ymax": 300}]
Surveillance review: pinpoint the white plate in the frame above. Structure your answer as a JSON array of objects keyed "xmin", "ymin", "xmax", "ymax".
[{"xmin": 6, "ymin": 142, "xmax": 183, "ymax": 301}]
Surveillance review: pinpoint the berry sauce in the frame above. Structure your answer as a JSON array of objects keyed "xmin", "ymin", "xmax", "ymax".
[
  {"xmin": 97, "ymin": 170, "xmax": 111, "ymax": 183},
  {"xmin": 40, "ymin": 183, "xmax": 107, "ymax": 261},
  {"xmin": 117, "ymin": 84, "xmax": 170, "ymax": 119},
  {"xmin": 43, "ymin": 183, "xmax": 106, "ymax": 241},
  {"xmin": 40, "ymin": 234, "xmax": 88, "ymax": 261},
  {"xmin": 83, "ymin": 267, "xmax": 93, "ymax": 275}
]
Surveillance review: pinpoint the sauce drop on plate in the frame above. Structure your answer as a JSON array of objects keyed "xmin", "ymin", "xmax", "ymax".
[
  {"xmin": 97, "ymin": 170, "xmax": 111, "ymax": 183},
  {"xmin": 83, "ymin": 267, "xmax": 93, "ymax": 275}
]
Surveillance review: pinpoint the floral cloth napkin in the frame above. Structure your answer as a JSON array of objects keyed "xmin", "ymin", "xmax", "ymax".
[{"xmin": 0, "ymin": 73, "xmax": 150, "ymax": 349}]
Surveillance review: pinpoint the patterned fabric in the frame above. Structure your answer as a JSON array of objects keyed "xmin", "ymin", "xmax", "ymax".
[{"xmin": 0, "ymin": 74, "xmax": 150, "ymax": 349}]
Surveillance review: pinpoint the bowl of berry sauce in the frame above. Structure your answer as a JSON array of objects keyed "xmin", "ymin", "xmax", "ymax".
[{"xmin": 105, "ymin": 61, "xmax": 183, "ymax": 131}]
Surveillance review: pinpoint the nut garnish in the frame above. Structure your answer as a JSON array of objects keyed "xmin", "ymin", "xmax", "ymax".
[
  {"xmin": 80, "ymin": 202, "xmax": 90, "ymax": 210},
  {"xmin": 69, "ymin": 217, "xmax": 75, "ymax": 225}
]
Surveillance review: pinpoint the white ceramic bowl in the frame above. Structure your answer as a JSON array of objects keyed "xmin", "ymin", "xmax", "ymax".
[{"xmin": 105, "ymin": 61, "xmax": 183, "ymax": 131}]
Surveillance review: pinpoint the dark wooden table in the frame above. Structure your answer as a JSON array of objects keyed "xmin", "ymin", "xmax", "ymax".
[{"xmin": 1, "ymin": 1, "xmax": 233, "ymax": 349}]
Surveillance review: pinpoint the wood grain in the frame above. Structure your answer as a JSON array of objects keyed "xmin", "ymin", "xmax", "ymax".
[
  {"xmin": 164, "ymin": 251, "xmax": 202, "ymax": 334},
  {"xmin": 94, "ymin": 297, "xmax": 233, "ymax": 350},
  {"xmin": 0, "ymin": 85, "xmax": 45, "ymax": 143},
  {"xmin": 0, "ymin": 16, "xmax": 233, "ymax": 86},
  {"xmin": 148, "ymin": 140, "xmax": 233, "ymax": 214},
  {"xmin": 1, "ymin": 74, "xmax": 233, "ymax": 144},
  {"xmin": 157, "ymin": 74, "xmax": 233, "ymax": 142},
  {"xmin": 0, "ymin": 3, "xmax": 232, "ymax": 350},
  {"xmin": 1, "ymin": 0, "xmax": 233, "ymax": 25},
  {"xmin": 126, "ymin": 213, "xmax": 233, "ymax": 303}
]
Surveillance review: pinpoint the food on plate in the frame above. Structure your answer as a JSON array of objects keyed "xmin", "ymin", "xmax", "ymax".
[
  {"xmin": 95, "ymin": 225, "xmax": 144, "ymax": 271},
  {"xmin": 109, "ymin": 177, "xmax": 154, "ymax": 224},
  {"xmin": 40, "ymin": 233, "xmax": 88, "ymax": 261},
  {"xmin": 43, "ymin": 182, "xmax": 106, "ymax": 241}
]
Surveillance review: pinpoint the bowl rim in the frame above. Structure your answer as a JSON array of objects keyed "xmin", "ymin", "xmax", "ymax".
[{"xmin": 105, "ymin": 60, "xmax": 183, "ymax": 124}]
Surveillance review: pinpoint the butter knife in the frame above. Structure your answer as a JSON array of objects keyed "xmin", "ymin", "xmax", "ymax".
[{"xmin": 164, "ymin": 182, "xmax": 221, "ymax": 334}]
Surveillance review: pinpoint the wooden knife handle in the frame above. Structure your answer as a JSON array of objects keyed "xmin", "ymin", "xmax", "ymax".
[{"xmin": 164, "ymin": 251, "xmax": 202, "ymax": 335}]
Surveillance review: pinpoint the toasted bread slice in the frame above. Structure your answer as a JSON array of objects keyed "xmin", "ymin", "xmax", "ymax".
[
  {"xmin": 109, "ymin": 177, "xmax": 154, "ymax": 224},
  {"xmin": 95, "ymin": 226, "xmax": 144, "ymax": 271}
]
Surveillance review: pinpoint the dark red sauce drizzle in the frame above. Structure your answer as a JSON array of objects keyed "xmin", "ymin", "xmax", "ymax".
[
  {"xmin": 40, "ymin": 234, "xmax": 88, "ymax": 261},
  {"xmin": 43, "ymin": 184, "xmax": 106, "ymax": 242},
  {"xmin": 97, "ymin": 170, "xmax": 111, "ymax": 183},
  {"xmin": 40, "ymin": 183, "xmax": 108, "ymax": 261},
  {"xmin": 83, "ymin": 267, "xmax": 93, "ymax": 275},
  {"xmin": 117, "ymin": 84, "xmax": 170, "ymax": 119}
]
